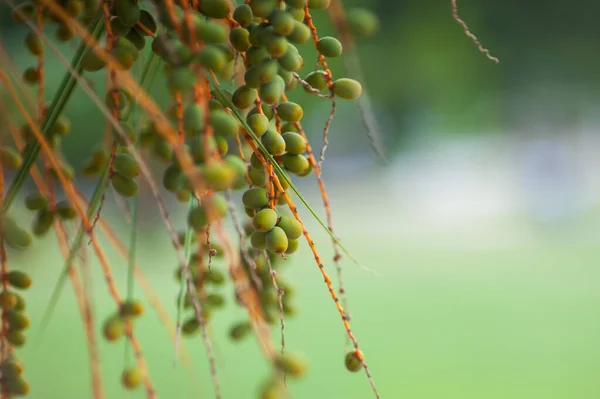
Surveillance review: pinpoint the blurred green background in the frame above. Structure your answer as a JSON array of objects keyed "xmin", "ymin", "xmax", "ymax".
[{"xmin": 2, "ymin": 0, "xmax": 600, "ymax": 398}]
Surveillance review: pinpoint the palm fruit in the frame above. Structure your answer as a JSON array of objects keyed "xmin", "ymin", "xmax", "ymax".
[
  {"xmin": 122, "ymin": 367, "xmax": 144, "ymax": 389},
  {"xmin": 277, "ymin": 102, "xmax": 303, "ymax": 122},
  {"xmin": 344, "ymin": 350, "xmax": 364, "ymax": 372},
  {"xmin": 276, "ymin": 215, "xmax": 303, "ymax": 240},
  {"xmin": 5, "ymin": 271, "xmax": 32, "ymax": 290},
  {"xmin": 187, "ymin": 195, "xmax": 229, "ymax": 231},
  {"xmin": 103, "ymin": 314, "xmax": 125, "ymax": 342},
  {"xmin": 346, "ymin": 8, "xmax": 380, "ymax": 37},
  {"xmin": 242, "ymin": 188, "xmax": 270, "ymax": 209},
  {"xmin": 115, "ymin": 0, "xmax": 140, "ymax": 27},
  {"xmin": 333, "ymin": 78, "xmax": 363, "ymax": 100},
  {"xmin": 316, "ymin": 36, "xmax": 342, "ymax": 57},
  {"xmin": 32, "ymin": 209, "xmax": 54, "ymax": 236},
  {"xmin": 282, "ymin": 132, "xmax": 306, "ymax": 154},
  {"xmin": 233, "ymin": 4, "xmax": 253, "ymax": 27},
  {"xmin": 274, "ymin": 352, "xmax": 307, "ymax": 377},
  {"xmin": 266, "ymin": 226, "xmax": 288, "ymax": 254},
  {"xmin": 253, "ymin": 208, "xmax": 278, "ymax": 232},
  {"xmin": 111, "ymin": 174, "xmax": 139, "ymax": 197},
  {"xmin": 261, "ymin": 129, "xmax": 286, "ymax": 156}
]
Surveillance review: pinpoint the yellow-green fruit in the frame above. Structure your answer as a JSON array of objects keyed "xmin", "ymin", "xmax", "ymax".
[
  {"xmin": 5, "ymin": 271, "xmax": 32, "ymax": 290},
  {"xmin": 277, "ymin": 46, "xmax": 303, "ymax": 71},
  {"xmin": 183, "ymin": 103, "xmax": 204, "ymax": 136},
  {"xmin": 205, "ymin": 269, "xmax": 225, "ymax": 285},
  {"xmin": 242, "ymin": 188, "xmax": 270, "ymax": 209},
  {"xmin": 247, "ymin": 113, "xmax": 270, "ymax": 137},
  {"xmin": 253, "ymin": 208, "xmax": 278, "ymax": 232},
  {"xmin": 250, "ymin": 0, "xmax": 278, "ymax": 18},
  {"xmin": 14, "ymin": 294, "xmax": 26, "ymax": 311},
  {"xmin": 182, "ymin": 317, "xmax": 200, "ymax": 335},
  {"xmin": 275, "ymin": 352, "xmax": 307, "ymax": 377},
  {"xmin": 210, "ymin": 110, "xmax": 239, "ymax": 137},
  {"xmin": 122, "ymin": 367, "xmax": 144, "ymax": 390},
  {"xmin": 277, "ymin": 102, "xmax": 303, "ymax": 122},
  {"xmin": 276, "ymin": 215, "xmax": 302, "ymax": 239},
  {"xmin": 81, "ymin": 47, "xmax": 106, "ymax": 72},
  {"xmin": 230, "ymin": 27, "xmax": 251, "ymax": 52},
  {"xmin": 167, "ymin": 68, "xmax": 197, "ymax": 96},
  {"xmin": 0, "ymin": 291, "xmax": 17, "ymax": 310},
  {"xmin": 111, "ymin": 174, "xmax": 139, "ymax": 197},
  {"xmin": 24, "ymin": 193, "xmax": 48, "ymax": 211},
  {"xmin": 232, "ymin": 85, "xmax": 257, "ymax": 109},
  {"xmin": 162, "ymin": 164, "xmax": 184, "ymax": 193},
  {"xmin": 56, "ymin": 23, "xmax": 75, "ymax": 42},
  {"xmin": 303, "ymin": 70, "xmax": 328, "ymax": 93},
  {"xmin": 200, "ymin": 0, "xmax": 231, "ymax": 18},
  {"xmin": 282, "ymin": 132, "xmax": 306, "ymax": 155},
  {"xmin": 249, "ymin": 166, "xmax": 268, "ymax": 187},
  {"xmin": 259, "ymin": 378, "xmax": 285, "ymax": 399},
  {"xmin": 259, "ymin": 76, "xmax": 285, "ymax": 104},
  {"xmin": 270, "ymin": 10, "xmax": 295, "ymax": 36},
  {"xmin": 308, "ymin": 0, "xmax": 331, "ymax": 9},
  {"xmin": 266, "ymin": 226, "xmax": 288, "ymax": 254},
  {"xmin": 282, "ymin": 153, "xmax": 310, "ymax": 174},
  {"xmin": 2, "ymin": 221, "xmax": 32, "ymax": 251},
  {"xmin": 111, "ymin": 45, "xmax": 137, "ymax": 70},
  {"xmin": 261, "ymin": 129, "xmax": 286, "ymax": 156},
  {"xmin": 187, "ymin": 195, "xmax": 229, "ymax": 231},
  {"xmin": 198, "ymin": 45, "xmax": 227, "ymax": 71},
  {"xmin": 5, "ymin": 330, "xmax": 26, "ymax": 347},
  {"xmin": 333, "ymin": 78, "xmax": 362, "ymax": 100},
  {"xmin": 115, "ymin": 0, "xmax": 140, "ymax": 26},
  {"xmin": 285, "ymin": 239, "xmax": 299, "ymax": 254},
  {"xmin": 316, "ymin": 36, "xmax": 342, "ymax": 57},
  {"xmin": 55, "ymin": 200, "xmax": 77, "ymax": 220},
  {"xmin": 244, "ymin": 59, "xmax": 278, "ymax": 88},
  {"xmin": 229, "ymin": 321, "xmax": 251, "ymax": 341},
  {"xmin": 103, "ymin": 315, "xmax": 125, "ymax": 342},
  {"xmin": 287, "ymin": 20, "xmax": 311, "ymax": 44},
  {"xmin": 202, "ymin": 162, "xmax": 237, "ymax": 191},
  {"xmin": 0, "ymin": 358, "xmax": 23, "ymax": 377},
  {"xmin": 233, "ymin": 4, "xmax": 253, "ymax": 27},
  {"xmin": 121, "ymin": 299, "xmax": 144, "ymax": 317},
  {"xmin": 346, "ymin": 8, "xmax": 380, "ymax": 37},
  {"xmin": 250, "ymin": 231, "xmax": 268, "ymax": 250},
  {"xmin": 25, "ymin": 30, "xmax": 43, "ymax": 55},
  {"xmin": 0, "ymin": 147, "xmax": 23, "ymax": 169},
  {"xmin": 206, "ymin": 293, "xmax": 225, "ymax": 308},
  {"xmin": 32, "ymin": 209, "xmax": 54, "ymax": 236},
  {"xmin": 114, "ymin": 153, "xmax": 140, "ymax": 178},
  {"xmin": 5, "ymin": 311, "xmax": 30, "ymax": 331},
  {"xmin": 4, "ymin": 376, "xmax": 30, "ymax": 396},
  {"xmin": 344, "ymin": 350, "xmax": 363, "ymax": 372}
]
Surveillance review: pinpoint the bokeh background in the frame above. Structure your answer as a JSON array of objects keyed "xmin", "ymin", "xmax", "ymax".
[{"xmin": 2, "ymin": 0, "xmax": 600, "ymax": 398}]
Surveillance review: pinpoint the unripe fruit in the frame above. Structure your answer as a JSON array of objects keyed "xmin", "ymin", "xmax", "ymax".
[
  {"xmin": 22, "ymin": 66, "xmax": 39, "ymax": 85},
  {"xmin": 249, "ymin": 166, "xmax": 268, "ymax": 186},
  {"xmin": 81, "ymin": 47, "xmax": 106, "ymax": 72},
  {"xmin": 0, "ymin": 291, "xmax": 17, "ymax": 310},
  {"xmin": 55, "ymin": 201, "xmax": 77, "ymax": 220},
  {"xmin": 277, "ymin": 102, "xmax": 303, "ymax": 122},
  {"xmin": 232, "ymin": 85, "xmax": 257, "ymax": 109},
  {"xmin": 183, "ymin": 103, "xmax": 204, "ymax": 136},
  {"xmin": 25, "ymin": 31, "xmax": 43, "ymax": 55},
  {"xmin": 103, "ymin": 315, "xmax": 124, "ymax": 342},
  {"xmin": 275, "ymin": 352, "xmax": 307, "ymax": 377},
  {"xmin": 271, "ymin": 10, "xmax": 295, "ymax": 36},
  {"xmin": 32, "ymin": 209, "xmax": 54, "ymax": 236},
  {"xmin": 282, "ymin": 154, "xmax": 310, "ymax": 174},
  {"xmin": 308, "ymin": 0, "xmax": 331, "ymax": 9},
  {"xmin": 187, "ymin": 196, "xmax": 229, "ymax": 231},
  {"xmin": 4, "ymin": 376, "xmax": 29, "ymax": 396},
  {"xmin": 303, "ymin": 70, "xmax": 328, "ymax": 93},
  {"xmin": 122, "ymin": 367, "xmax": 144, "ymax": 390},
  {"xmin": 285, "ymin": 239, "xmax": 299, "ymax": 254},
  {"xmin": 276, "ymin": 215, "xmax": 303, "ymax": 239},
  {"xmin": 2, "ymin": 221, "xmax": 32, "ymax": 251},
  {"xmin": 115, "ymin": 0, "xmax": 140, "ymax": 27},
  {"xmin": 233, "ymin": 4, "xmax": 253, "ymax": 27},
  {"xmin": 282, "ymin": 132, "xmax": 306, "ymax": 154},
  {"xmin": 5, "ymin": 311, "xmax": 29, "ymax": 331},
  {"xmin": 261, "ymin": 129, "xmax": 286, "ymax": 156},
  {"xmin": 138, "ymin": 10, "xmax": 158, "ymax": 35},
  {"xmin": 210, "ymin": 110, "xmax": 239, "ymax": 137},
  {"xmin": 345, "ymin": 350, "xmax": 363, "ymax": 372},
  {"xmin": 114, "ymin": 153, "xmax": 140, "ymax": 178},
  {"xmin": 253, "ymin": 208, "xmax": 278, "ymax": 232},
  {"xmin": 230, "ymin": 27, "xmax": 251, "ymax": 52},
  {"xmin": 266, "ymin": 226, "xmax": 288, "ymax": 254},
  {"xmin": 316, "ymin": 36, "xmax": 342, "ymax": 57},
  {"xmin": 111, "ymin": 174, "xmax": 139, "ymax": 197},
  {"xmin": 0, "ymin": 358, "xmax": 23, "ymax": 377},
  {"xmin": 200, "ymin": 0, "xmax": 231, "ymax": 19},
  {"xmin": 247, "ymin": 113, "xmax": 270, "ymax": 137},
  {"xmin": 0, "ymin": 147, "xmax": 23, "ymax": 169},
  {"xmin": 125, "ymin": 29, "xmax": 146, "ymax": 51},
  {"xmin": 242, "ymin": 188, "xmax": 270, "ymax": 209},
  {"xmin": 198, "ymin": 45, "xmax": 227, "ymax": 71},
  {"xmin": 250, "ymin": 231, "xmax": 267, "ymax": 250},
  {"xmin": 259, "ymin": 76, "xmax": 285, "ymax": 104},
  {"xmin": 5, "ymin": 330, "xmax": 26, "ymax": 347},
  {"xmin": 346, "ymin": 8, "xmax": 380, "ymax": 37},
  {"xmin": 5, "ymin": 271, "xmax": 31, "ymax": 290},
  {"xmin": 333, "ymin": 78, "xmax": 363, "ymax": 100},
  {"xmin": 250, "ymin": 0, "xmax": 278, "ymax": 18},
  {"xmin": 167, "ymin": 68, "xmax": 197, "ymax": 96},
  {"xmin": 229, "ymin": 321, "xmax": 251, "ymax": 341},
  {"xmin": 120, "ymin": 299, "xmax": 144, "ymax": 317},
  {"xmin": 288, "ymin": 21, "xmax": 311, "ymax": 44},
  {"xmin": 24, "ymin": 193, "xmax": 48, "ymax": 211}
]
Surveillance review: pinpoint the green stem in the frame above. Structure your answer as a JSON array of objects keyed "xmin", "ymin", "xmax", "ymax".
[{"xmin": 4, "ymin": 11, "xmax": 105, "ymax": 210}]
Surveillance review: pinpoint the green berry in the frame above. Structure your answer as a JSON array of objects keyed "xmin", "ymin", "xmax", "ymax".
[
  {"xmin": 229, "ymin": 321, "xmax": 251, "ymax": 341},
  {"xmin": 0, "ymin": 147, "xmax": 22, "ymax": 170},
  {"xmin": 11, "ymin": 2, "xmax": 35, "ymax": 23},
  {"xmin": 103, "ymin": 314, "xmax": 124, "ymax": 341},
  {"xmin": 5, "ymin": 330, "xmax": 26, "ymax": 347},
  {"xmin": 282, "ymin": 132, "xmax": 306, "ymax": 154},
  {"xmin": 277, "ymin": 47, "xmax": 303, "ymax": 72},
  {"xmin": 210, "ymin": 110, "xmax": 239, "ymax": 137},
  {"xmin": 120, "ymin": 299, "xmax": 144, "ymax": 318},
  {"xmin": 261, "ymin": 129, "xmax": 286, "ymax": 156},
  {"xmin": 242, "ymin": 188, "xmax": 270, "ymax": 209},
  {"xmin": 230, "ymin": 27, "xmax": 251, "ymax": 52},
  {"xmin": 114, "ymin": 153, "xmax": 140, "ymax": 178},
  {"xmin": 122, "ymin": 367, "xmax": 144, "ymax": 389},
  {"xmin": 249, "ymin": 166, "xmax": 268, "ymax": 186},
  {"xmin": 247, "ymin": 113, "xmax": 270, "ymax": 137},
  {"xmin": 81, "ymin": 47, "xmax": 106, "ymax": 72},
  {"xmin": 233, "ymin": 85, "xmax": 257, "ymax": 109},
  {"xmin": 270, "ymin": 10, "xmax": 295, "ymax": 36},
  {"xmin": 200, "ymin": 0, "xmax": 231, "ymax": 19},
  {"xmin": 285, "ymin": 239, "xmax": 299, "ymax": 254},
  {"xmin": 115, "ymin": 0, "xmax": 140, "ymax": 27},
  {"xmin": 198, "ymin": 45, "xmax": 227, "ymax": 71},
  {"xmin": 275, "ymin": 352, "xmax": 307, "ymax": 377},
  {"xmin": 5, "ymin": 271, "xmax": 32, "ymax": 290},
  {"xmin": 187, "ymin": 195, "xmax": 229, "ymax": 231},
  {"xmin": 111, "ymin": 174, "xmax": 139, "ymax": 197},
  {"xmin": 266, "ymin": 226, "xmax": 288, "ymax": 254},
  {"xmin": 24, "ymin": 193, "xmax": 48, "ymax": 211},
  {"xmin": 32, "ymin": 209, "xmax": 54, "ymax": 236},
  {"xmin": 288, "ymin": 20, "xmax": 311, "ymax": 44},
  {"xmin": 5, "ymin": 311, "xmax": 30, "ymax": 331},
  {"xmin": 138, "ymin": 10, "xmax": 158, "ymax": 35},
  {"xmin": 333, "ymin": 78, "xmax": 363, "ymax": 100},
  {"xmin": 250, "ymin": 0, "xmax": 278, "ymax": 18},
  {"xmin": 233, "ymin": 4, "xmax": 253, "ymax": 27},
  {"xmin": 183, "ymin": 103, "xmax": 204, "ymax": 136},
  {"xmin": 55, "ymin": 201, "xmax": 77, "ymax": 220},
  {"xmin": 4, "ymin": 376, "xmax": 30, "ymax": 396},
  {"xmin": 0, "ymin": 291, "xmax": 17, "ymax": 310},
  {"xmin": 282, "ymin": 154, "xmax": 310, "ymax": 174},
  {"xmin": 244, "ymin": 59, "xmax": 278, "ymax": 88},
  {"xmin": 345, "ymin": 351, "xmax": 363, "ymax": 372},
  {"xmin": 346, "ymin": 8, "xmax": 380, "ymax": 37},
  {"xmin": 250, "ymin": 231, "xmax": 268, "ymax": 250},
  {"xmin": 109, "ymin": 17, "xmax": 131, "ymax": 37},
  {"xmin": 163, "ymin": 164, "xmax": 185, "ymax": 193},
  {"xmin": 316, "ymin": 36, "xmax": 342, "ymax": 57},
  {"xmin": 167, "ymin": 68, "xmax": 197, "ymax": 96},
  {"xmin": 125, "ymin": 28, "xmax": 146, "ymax": 51},
  {"xmin": 277, "ymin": 102, "xmax": 303, "ymax": 122},
  {"xmin": 253, "ymin": 208, "xmax": 278, "ymax": 232},
  {"xmin": 25, "ymin": 31, "xmax": 43, "ymax": 55},
  {"xmin": 276, "ymin": 215, "xmax": 302, "ymax": 239},
  {"xmin": 259, "ymin": 76, "xmax": 285, "ymax": 104}
]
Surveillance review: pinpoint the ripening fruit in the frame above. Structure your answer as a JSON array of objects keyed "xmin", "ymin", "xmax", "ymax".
[
  {"xmin": 346, "ymin": 8, "xmax": 380, "ymax": 37},
  {"xmin": 276, "ymin": 215, "xmax": 303, "ymax": 239},
  {"xmin": 183, "ymin": 103, "xmax": 204, "ymax": 136},
  {"xmin": 275, "ymin": 352, "xmax": 307, "ymax": 377},
  {"xmin": 125, "ymin": 29, "xmax": 146, "ymax": 51},
  {"xmin": 81, "ymin": 47, "xmax": 106, "ymax": 72},
  {"xmin": 253, "ymin": 208, "xmax": 278, "ymax": 232},
  {"xmin": 250, "ymin": 231, "xmax": 268, "ymax": 250},
  {"xmin": 25, "ymin": 31, "xmax": 43, "ymax": 55},
  {"xmin": 277, "ymin": 47, "xmax": 303, "ymax": 72},
  {"xmin": 200, "ymin": 0, "xmax": 231, "ymax": 19},
  {"xmin": 282, "ymin": 154, "xmax": 310, "ymax": 174},
  {"xmin": 2, "ymin": 220, "xmax": 32, "ymax": 251},
  {"xmin": 270, "ymin": 10, "xmax": 295, "ymax": 36},
  {"xmin": 24, "ymin": 193, "xmax": 48, "ymax": 211},
  {"xmin": 247, "ymin": 113, "xmax": 270, "ymax": 137},
  {"xmin": 345, "ymin": 351, "xmax": 363, "ymax": 372},
  {"xmin": 111, "ymin": 174, "xmax": 139, "ymax": 197},
  {"xmin": 5, "ymin": 330, "xmax": 25, "ymax": 347},
  {"xmin": 266, "ymin": 226, "xmax": 288, "ymax": 254},
  {"xmin": 198, "ymin": 45, "xmax": 227, "ymax": 71},
  {"xmin": 56, "ymin": 23, "xmax": 75, "ymax": 42},
  {"xmin": 197, "ymin": 20, "xmax": 228, "ymax": 44},
  {"xmin": 167, "ymin": 68, "xmax": 197, "ymax": 96},
  {"xmin": 308, "ymin": 0, "xmax": 331, "ymax": 9},
  {"xmin": 259, "ymin": 76, "xmax": 285, "ymax": 104},
  {"xmin": 277, "ymin": 102, "xmax": 303, "ymax": 122},
  {"xmin": 210, "ymin": 110, "xmax": 239, "ymax": 137},
  {"xmin": 54, "ymin": 201, "xmax": 76, "ymax": 220},
  {"xmin": 303, "ymin": 70, "xmax": 328, "ymax": 93},
  {"xmin": 282, "ymin": 132, "xmax": 306, "ymax": 154},
  {"xmin": 316, "ymin": 36, "xmax": 342, "ymax": 57},
  {"xmin": 250, "ymin": 153, "xmax": 264, "ymax": 169},
  {"xmin": 261, "ymin": 129, "xmax": 286, "ymax": 156},
  {"xmin": 230, "ymin": 27, "xmax": 251, "ymax": 52},
  {"xmin": 243, "ymin": 188, "xmax": 270, "ymax": 209},
  {"xmin": 32, "ymin": 209, "xmax": 54, "ymax": 236},
  {"xmin": 115, "ymin": 0, "xmax": 140, "ymax": 26},
  {"xmin": 5, "ymin": 311, "xmax": 30, "ymax": 331},
  {"xmin": 233, "ymin": 4, "xmax": 253, "ymax": 27},
  {"xmin": 333, "ymin": 78, "xmax": 362, "ymax": 100},
  {"xmin": 0, "ymin": 147, "xmax": 23, "ymax": 170},
  {"xmin": 249, "ymin": 166, "xmax": 268, "ymax": 186},
  {"xmin": 121, "ymin": 299, "xmax": 144, "ymax": 318},
  {"xmin": 5, "ymin": 271, "xmax": 32, "ymax": 290},
  {"xmin": 114, "ymin": 153, "xmax": 140, "ymax": 178},
  {"xmin": 285, "ymin": 239, "xmax": 299, "ymax": 254},
  {"xmin": 202, "ymin": 162, "xmax": 237, "ymax": 191},
  {"xmin": 232, "ymin": 85, "xmax": 257, "ymax": 109},
  {"xmin": 259, "ymin": 378, "xmax": 285, "ymax": 399},
  {"xmin": 229, "ymin": 321, "xmax": 251, "ymax": 341},
  {"xmin": 3, "ymin": 376, "xmax": 29, "ymax": 396},
  {"xmin": 103, "ymin": 315, "xmax": 125, "ymax": 341},
  {"xmin": 11, "ymin": 2, "xmax": 35, "ymax": 23},
  {"xmin": 288, "ymin": 20, "xmax": 311, "ymax": 44},
  {"xmin": 250, "ymin": 0, "xmax": 278, "ymax": 18},
  {"xmin": 122, "ymin": 367, "xmax": 144, "ymax": 390},
  {"xmin": 0, "ymin": 291, "xmax": 17, "ymax": 310},
  {"xmin": 187, "ymin": 196, "xmax": 229, "ymax": 231},
  {"xmin": 14, "ymin": 294, "xmax": 26, "ymax": 311},
  {"xmin": 0, "ymin": 358, "xmax": 23, "ymax": 377}
]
